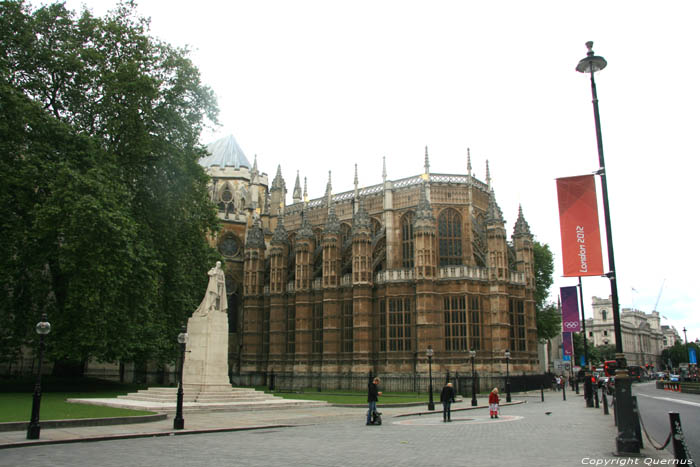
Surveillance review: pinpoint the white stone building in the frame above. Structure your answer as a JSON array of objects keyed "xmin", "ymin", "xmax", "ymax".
[{"xmin": 585, "ymin": 296, "xmax": 664, "ymax": 368}]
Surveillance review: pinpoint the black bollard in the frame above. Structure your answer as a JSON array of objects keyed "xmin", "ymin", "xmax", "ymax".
[
  {"xmin": 602, "ymin": 391, "xmax": 609, "ymax": 415},
  {"xmin": 575, "ymin": 380, "xmax": 579, "ymax": 395},
  {"xmin": 669, "ymin": 412, "xmax": 692, "ymax": 463},
  {"xmin": 540, "ymin": 384, "xmax": 544, "ymax": 402},
  {"xmin": 632, "ymin": 397, "xmax": 643, "ymax": 449},
  {"xmin": 562, "ymin": 381, "xmax": 566, "ymax": 401}
]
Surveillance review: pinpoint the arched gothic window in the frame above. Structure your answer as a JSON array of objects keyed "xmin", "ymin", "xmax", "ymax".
[
  {"xmin": 401, "ymin": 212, "xmax": 415, "ymax": 268},
  {"xmin": 438, "ymin": 209, "xmax": 463, "ymax": 266},
  {"xmin": 370, "ymin": 218, "xmax": 382, "ymax": 237},
  {"xmin": 601, "ymin": 309, "xmax": 607, "ymax": 321}
]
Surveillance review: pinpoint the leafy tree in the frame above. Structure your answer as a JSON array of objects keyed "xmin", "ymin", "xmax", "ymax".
[
  {"xmin": 661, "ymin": 341, "xmax": 699, "ymax": 369},
  {"xmin": 0, "ymin": 0, "xmax": 221, "ymax": 373},
  {"xmin": 533, "ymin": 241, "xmax": 560, "ymax": 341}
]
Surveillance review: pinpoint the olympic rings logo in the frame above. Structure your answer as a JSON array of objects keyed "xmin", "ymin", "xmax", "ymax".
[{"xmin": 563, "ymin": 321, "xmax": 580, "ymax": 330}]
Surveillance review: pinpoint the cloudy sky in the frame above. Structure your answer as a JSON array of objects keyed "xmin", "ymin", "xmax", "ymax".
[{"xmin": 64, "ymin": 0, "xmax": 699, "ymax": 342}]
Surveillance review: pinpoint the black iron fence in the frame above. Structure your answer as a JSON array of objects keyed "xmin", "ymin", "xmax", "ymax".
[{"xmin": 232, "ymin": 371, "xmax": 556, "ymax": 395}]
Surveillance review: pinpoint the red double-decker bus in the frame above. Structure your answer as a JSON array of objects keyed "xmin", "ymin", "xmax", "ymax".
[{"xmin": 604, "ymin": 360, "xmax": 617, "ymax": 377}]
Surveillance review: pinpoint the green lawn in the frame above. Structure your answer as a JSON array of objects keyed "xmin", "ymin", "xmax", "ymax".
[
  {"xmin": 0, "ymin": 392, "xmax": 156, "ymax": 423},
  {"xmin": 257, "ymin": 387, "xmax": 443, "ymax": 405},
  {"xmin": 0, "ymin": 377, "xmax": 156, "ymax": 423}
]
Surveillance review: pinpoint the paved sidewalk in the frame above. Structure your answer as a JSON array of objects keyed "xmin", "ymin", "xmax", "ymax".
[{"xmin": 0, "ymin": 392, "xmax": 677, "ymax": 466}]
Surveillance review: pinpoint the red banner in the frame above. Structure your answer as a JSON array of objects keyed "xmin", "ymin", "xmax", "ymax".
[{"xmin": 556, "ymin": 175, "xmax": 604, "ymax": 277}]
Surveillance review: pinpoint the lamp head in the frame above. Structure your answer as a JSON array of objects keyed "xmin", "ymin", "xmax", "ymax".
[
  {"xmin": 35, "ymin": 313, "xmax": 51, "ymax": 335},
  {"xmin": 177, "ymin": 325, "xmax": 188, "ymax": 344},
  {"xmin": 576, "ymin": 41, "xmax": 607, "ymax": 74},
  {"xmin": 505, "ymin": 349, "xmax": 511, "ymax": 358},
  {"xmin": 426, "ymin": 346, "xmax": 434, "ymax": 358},
  {"xmin": 469, "ymin": 349, "xmax": 476, "ymax": 357}
]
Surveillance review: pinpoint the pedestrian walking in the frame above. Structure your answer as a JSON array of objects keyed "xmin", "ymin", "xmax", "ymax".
[
  {"xmin": 440, "ymin": 382, "xmax": 456, "ymax": 422},
  {"xmin": 366, "ymin": 377, "xmax": 382, "ymax": 425},
  {"xmin": 489, "ymin": 387, "xmax": 500, "ymax": 419},
  {"xmin": 555, "ymin": 375, "xmax": 561, "ymax": 391}
]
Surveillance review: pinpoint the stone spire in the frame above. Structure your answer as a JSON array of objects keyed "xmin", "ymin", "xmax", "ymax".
[
  {"xmin": 298, "ymin": 207, "xmax": 314, "ymax": 239},
  {"xmin": 246, "ymin": 217, "xmax": 265, "ymax": 249},
  {"xmin": 513, "ymin": 204, "xmax": 532, "ymax": 236},
  {"xmin": 251, "ymin": 154, "xmax": 259, "ymax": 178},
  {"xmin": 354, "ymin": 164, "xmax": 359, "ymax": 196},
  {"xmin": 352, "ymin": 198, "xmax": 371, "ymax": 235},
  {"xmin": 325, "ymin": 171, "xmax": 332, "ymax": 210},
  {"xmin": 424, "ymin": 146, "xmax": 430, "ymax": 175},
  {"xmin": 415, "ymin": 180, "xmax": 435, "ymax": 223},
  {"xmin": 382, "ymin": 156, "xmax": 387, "ymax": 183},
  {"xmin": 271, "ymin": 214, "xmax": 288, "ymax": 245},
  {"xmin": 292, "ymin": 171, "xmax": 302, "ymax": 203},
  {"xmin": 303, "ymin": 176, "xmax": 308, "ymax": 203},
  {"xmin": 324, "ymin": 202, "xmax": 341, "ymax": 234},
  {"xmin": 486, "ymin": 160, "xmax": 491, "ymax": 189},
  {"xmin": 467, "ymin": 148, "xmax": 472, "ymax": 177},
  {"xmin": 271, "ymin": 164, "xmax": 285, "ymax": 191},
  {"xmin": 487, "ymin": 188, "xmax": 504, "ymax": 224}
]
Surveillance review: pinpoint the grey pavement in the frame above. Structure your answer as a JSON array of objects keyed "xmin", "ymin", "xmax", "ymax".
[{"xmin": 0, "ymin": 392, "xmax": 677, "ymax": 467}]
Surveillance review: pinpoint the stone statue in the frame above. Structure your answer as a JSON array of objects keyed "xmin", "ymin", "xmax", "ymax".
[
  {"xmin": 183, "ymin": 261, "xmax": 232, "ymax": 392},
  {"xmin": 195, "ymin": 261, "xmax": 227, "ymax": 316}
]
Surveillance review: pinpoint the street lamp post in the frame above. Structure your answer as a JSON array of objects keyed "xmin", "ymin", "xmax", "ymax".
[
  {"xmin": 576, "ymin": 41, "xmax": 640, "ymax": 455},
  {"xmin": 683, "ymin": 327, "xmax": 690, "ymax": 365},
  {"xmin": 27, "ymin": 313, "xmax": 51, "ymax": 440},
  {"xmin": 579, "ymin": 277, "xmax": 594, "ymax": 408},
  {"xmin": 470, "ymin": 349, "xmax": 477, "ymax": 406},
  {"xmin": 173, "ymin": 325, "xmax": 188, "ymax": 430},
  {"xmin": 505, "ymin": 350, "xmax": 512, "ymax": 403},
  {"xmin": 426, "ymin": 346, "xmax": 435, "ymax": 411}
]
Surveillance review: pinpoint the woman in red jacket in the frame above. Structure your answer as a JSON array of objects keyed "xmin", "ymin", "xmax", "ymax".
[{"xmin": 489, "ymin": 388, "xmax": 500, "ymax": 419}]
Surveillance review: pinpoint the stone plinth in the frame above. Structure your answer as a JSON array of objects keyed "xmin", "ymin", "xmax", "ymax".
[{"xmin": 182, "ymin": 308, "xmax": 232, "ymax": 392}]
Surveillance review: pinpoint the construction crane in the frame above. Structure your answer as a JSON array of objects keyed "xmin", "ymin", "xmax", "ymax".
[{"xmin": 653, "ymin": 279, "xmax": 666, "ymax": 312}]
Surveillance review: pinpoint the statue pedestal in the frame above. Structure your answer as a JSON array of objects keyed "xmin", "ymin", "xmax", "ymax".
[{"xmin": 182, "ymin": 309, "xmax": 231, "ymax": 392}]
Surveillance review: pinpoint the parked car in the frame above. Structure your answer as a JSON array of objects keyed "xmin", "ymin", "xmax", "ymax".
[{"xmin": 597, "ymin": 376, "xmax": 610, "ymax": 389}]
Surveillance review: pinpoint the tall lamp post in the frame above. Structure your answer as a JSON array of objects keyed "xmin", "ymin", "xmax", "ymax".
[
  {"xmin": 576, "ymin": 41, "xmax": 639, "ymax": 455},
  {"xmin": 579, "ymin": 277, "xmax": 594, "ymax": 407},
  {"xmin": 27, "ymin": 313, "xmax": 51, "ymax": 440},
  {"xmin": 505, "ymin": 350, "xmax": 512, "ymax": 403},
  {"xmin": 426, "ymin": 346, "xmax": 435, "ymax": 411},
  {"xmin": 470, "ymin": 349, "xmax": 477, "ymax": 406},
  {"xmin": 173, "ymin": 326, "xmax": 188, "ymax": 430},
  {"xmin": 683, "ymin": 327, "xmax": 691, "ymax": 373}
]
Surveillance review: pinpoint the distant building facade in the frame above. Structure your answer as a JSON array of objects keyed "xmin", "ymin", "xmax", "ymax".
[
  {"xmin": 661, "ymin": 325, "xmax": 681, "ymax": 349},
  {"xmin": 200, "ymin": 136, "xmax": 540, "ymax": 387},
  {"xmin": 586, "ymin": 296, "xmax": 664, "ymax": 368}
]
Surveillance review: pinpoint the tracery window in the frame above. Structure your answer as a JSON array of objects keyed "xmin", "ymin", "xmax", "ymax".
[
  {"xmin": 401, "ymin": 212, "xmax": 415, "ymax": 268},
  {"xmin": 438, "ymin": 209, "xmax": 462, "ymax": 266},
  {"xmin": 378, "ymin": 299, "xmax": 387, "ymax": 352},
  {"xmin": 312, "ymin": 302, "xmax": 323, "ymax": 354},
  {"xmin": 287, "ymin": 304, "xmax": 295, "ymax": 354},
  {"xmin": 469, "ymin": 296, "xmax": 482, "ymax": 350},
  {"xmin": 509, "ymin": 299, "xmax": 526, "ymax": 352},
  {"xmin": 444, "ymin": 296, "xmax": 467, "ymax": 351},
  {"xmin": 388, "ymin": 298, "xmax": 412, "ymax": 352},
  {"xmin": 342, "ymin": 301, "xmax": 353, "ymax": 353}
]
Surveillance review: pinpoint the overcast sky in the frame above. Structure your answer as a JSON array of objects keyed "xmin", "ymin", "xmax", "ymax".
[{"xmin": 64, "ymin": 0, "xmax": 699, "ymax": 342}]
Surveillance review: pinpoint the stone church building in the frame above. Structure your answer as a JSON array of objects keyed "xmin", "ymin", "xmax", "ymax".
[{"xmin": 203, "ymin": 135, "xmax": 539, "ymax": 387}]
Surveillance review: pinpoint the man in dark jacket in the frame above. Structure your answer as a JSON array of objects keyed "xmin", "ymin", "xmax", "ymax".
[
  {"xmin": 367, "ymin": 377, "xmax": 382, "ymax": 425},
  {"xmin": 440, "ymin": 382, "xmax": 456, "ymax": 422}
]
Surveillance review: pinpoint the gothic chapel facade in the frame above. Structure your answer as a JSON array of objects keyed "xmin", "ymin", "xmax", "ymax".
[{"xmin": 201, "ymin": 135, "xmax": 538, "ymax": 387}]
